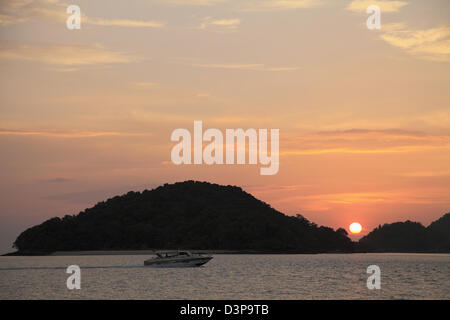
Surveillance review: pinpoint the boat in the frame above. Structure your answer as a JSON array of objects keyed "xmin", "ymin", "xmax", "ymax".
[{"xmin": 144, "ymin": 250, "xmax": 213, "ymax": 267}]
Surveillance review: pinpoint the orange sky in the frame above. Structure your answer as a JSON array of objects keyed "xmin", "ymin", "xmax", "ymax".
[{"xmin": 1, "ymin": 0, "xmax": 449, "ymax": 252}]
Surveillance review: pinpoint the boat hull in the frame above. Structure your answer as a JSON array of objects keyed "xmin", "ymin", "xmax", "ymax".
[{"xmin": 144, "ymin": 256, "xmax": 212, "ymax": 267}]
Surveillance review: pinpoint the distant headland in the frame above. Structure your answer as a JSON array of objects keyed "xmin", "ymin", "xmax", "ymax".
[{"xmin": 5, "ymin": 181, "xmax": 450, "ymax": 256}]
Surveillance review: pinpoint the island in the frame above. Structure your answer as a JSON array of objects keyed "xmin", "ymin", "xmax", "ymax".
[{"xmin": 7, "ymin": 181, "xmax": 450, "ymax": 255}]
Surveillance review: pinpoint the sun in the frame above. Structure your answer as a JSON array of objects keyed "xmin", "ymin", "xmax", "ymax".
[{"xmin": 349, "ymin": 222, "xmax": 362, "ymax": 234}]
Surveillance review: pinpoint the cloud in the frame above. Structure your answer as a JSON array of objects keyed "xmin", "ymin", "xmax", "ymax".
[
  {"xmin": 239, "ymin": 0, "xmax": 324, "ymax": 11},
  {"xmin": 399, "ymin": 170, "xmax": 450, "ymax": 178},
  {"xmin": 300, "ymin": 192, "xmax": 393, "ymax": 204},
  {"xmin": 315, "ymin": 128, "xmax": 426, "ymax": 137},
  {"xmin": 38, "ymin": 177, "xmax": 73, "ymax": 183},
  {"xmin": 210, "ymin": 19, "xmax": 240, "ymax": 26},
  {"xmin": 189, "ymin": 62, "xmax": 301, "ymax": 71},
  {"xmin": 347, "ymin": 0, "xmax": 408, "ymax": 13},
  {"xmin": 158, "ymin": 0, "xmax": 227, "ymax": 6},
  {"xmin": 198, "ymin": 17, "xmax": 241, "ymax": 31},
  {"xmin": 281, "ymin": 129, "xmax": 450, "ymax": 155},
  {"xmin": 0, "ymin": 0, "xmax": 65, "ymax": 26},
  {"xmin": 158, "ymin": 0, "xmax": 323, "ymax": 11},
  {"xmin": 282, "ymin": 146, "xmax": 449, "ymax": 155},
  {"xmin": 0, "ymin": 0, "xmax": 164, "ymax": 27},
  {"xmin": 262, "ymin": 0, "xmax": 323, "ymax": 9},
  {"xmin": 380, "ymin": 24, "xmax": 450, "ymax": 61},
  {"xmin": 85, "ymin": 17, "xmax": 164, "ymax": 28},
  {"xmin": 0, "ymin": 43, "xmax": 140, "ymax": 67},
  {"xmin": 416, "ymin": 110, "xmax": 450, "ymax": 129},
  {"xmin": 288, "ymin": 190, "xmax": 446, "ymax": 206},
  {"xmin": 0, "ymin": 129, "xmax": 134, "ymax": 138}
]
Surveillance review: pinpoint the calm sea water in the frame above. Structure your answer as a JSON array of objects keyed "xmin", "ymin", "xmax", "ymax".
[{"xmin": 0, "ymin": 254, "xmax": 448, "ymax": 299}]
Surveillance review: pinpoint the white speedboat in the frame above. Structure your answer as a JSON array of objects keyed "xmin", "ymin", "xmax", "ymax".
[{"xmin": 144, "ymin": 251, "xmax": 213, "ymax": 267}]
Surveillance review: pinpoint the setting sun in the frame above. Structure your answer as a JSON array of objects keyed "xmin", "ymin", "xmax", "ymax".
[{"xmin": 349, "ymin": 222, "xmax": 362, "ymax": 234}]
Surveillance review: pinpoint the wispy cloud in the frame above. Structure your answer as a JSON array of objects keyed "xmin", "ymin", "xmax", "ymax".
[
  {"xmin": 0, "ymin": 129, "xmax": 140, "ymax": 138},
  {"xmin": 269, "ymin": 188, "xmax": 450, "ymax": 214},
  {"xmin": 0, "ymin": 0, "xmax": 164, "ymax": 27},
  {"xmin": 189, "ymin": 62, "xmax": 301, "ymax": 71},
  {"xmin": 380, "ymin": 24, "xmax": 450, "ymax": 61},
  {"xmin": 347, "ymin": 0, "xmax": 408, "ymax": 13},
  {"xmin": 0, "ymin": 44, "xmax": 140, "ymax": 68},
  {"xmin": 0, "ymin": 0, "xmax": 65, "ymax": 26},
  {"xmin": 262, "ymin": 0, "xmax": 323, "ymax": 9},
  {"xmin": 291, "ymin": 190, "xmax": 446, "ymax": 205},
  {"xmin": 282, "ymin": 146, "xmax": 450, "ymax": 155},
  {"xmin": 281, "ymin": 129, "xmax": 450, "ymax": 155},
  {"xmin": 416, "ymin": 110, "xmax": 450, "ymax": 129},
  {"xmin": 238, "ymin": 0, "xmax": 324, "ymax": 11},
  {"xmin": 158, "ymin": 0, "xmax": 323, "ymax": 11},
  {"xmin": 210, "ymin": 19, "xmax": 240, "ymax": 26},
  {"xmin": 85, "ymin": 17, "xmax": 164, "ymax": 28},
  {"xmin": 398, "ymin": 170, "xmax": 450, "ymax": 178},
  {"xmin": 345, "ymin": 2, "xmax": 449, "ymax": 62},
  {"xmin": 38, "ymin": 177, "xmax": 73, "ymax": 183},
  {"xmin": 158, "ymin": 0, "xmax": 227, "ymax": 6},
  {"xmin": 301, "ymin": 192, "xmax": 393, "ymax": 204},
  {"xmin": 198, "ymin": 17, "xmax": 241, "ymax": 31}
]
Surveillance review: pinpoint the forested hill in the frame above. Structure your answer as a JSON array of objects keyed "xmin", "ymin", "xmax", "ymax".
[
  {"xmin": 12, "ymin": 181, "xmax": 354, "ymax": 254},
  {"xmin": 358, "ymin": 213, "xmax": 450, "ymax": 252}
]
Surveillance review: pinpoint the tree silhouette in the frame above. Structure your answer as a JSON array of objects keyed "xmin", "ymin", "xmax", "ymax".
[{"xmin": 13, "ymin": 181, "xmax": 354, "ymax": 254}]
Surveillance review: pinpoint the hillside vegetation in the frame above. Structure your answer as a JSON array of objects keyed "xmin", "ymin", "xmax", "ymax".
[
  {"xmin": 359, "ymin": 213, "xmax": 450, "ymax": 252},
  {"xmin": 13, "ymin": 181, "xmax": 354, "ymax": 254}
]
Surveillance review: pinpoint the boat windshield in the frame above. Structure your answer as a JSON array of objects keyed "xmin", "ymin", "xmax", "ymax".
[{"xmin": 155, "ymin": 251, "xmax": 191, "ymax": 258}]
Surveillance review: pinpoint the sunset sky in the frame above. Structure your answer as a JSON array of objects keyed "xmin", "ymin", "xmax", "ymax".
[{"xmin": 1, "ymin": 0, "xmax": 449, "ymax": 253}]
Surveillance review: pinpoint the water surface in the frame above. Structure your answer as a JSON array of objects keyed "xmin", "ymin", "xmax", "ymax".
[{"xmin": 0, "ymin": 253, "xmax": 448, "ymax": 299}]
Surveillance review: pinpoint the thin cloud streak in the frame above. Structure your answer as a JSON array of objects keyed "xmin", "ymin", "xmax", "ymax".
[
  {"xmin": 189, "ymin": 62, "xmax": 302, "ymax": 71},
  {"xmin": 0, "ymin": 0, "xmax": 164, "ymax": 28},
  {"xmin": 0, "ymin": 44, "xmax": 141, "ymax": 67},
  {"xmin": 238, "ymin": 0, "xmax": 325, "ymax": 11},
  {"xmin": 281, "ymin": 145, "xmax": 450, "ymax": 155},
  {"xmin": 380, "ymin": 24, "xmax": 450, "ymax": 61},
  {"xmin": 281, "ymin": 129, "xmax": 450, "ymax": 155},
  {"xmin": 158, "ymin": 0, "xmax": 227, "ymax": 6},
  {"xmin": 347, "ymin": 0, "xmax": 408, "ymax": 13},
  {"xmin": 38, "ymin": 177, "xmax": 73, "ymax": 183},
  {"xmin": 197, "ymin": 17, "xmax": 241, "ymax": 31},
  {"xmin": 274, "ymin": 190, "xmax": 449, "ymax": 206},
  {"xmin": 0, "ymin": 129, "xmax": 150, "ymax": 138},
  {"xmin": 85, "ymin": 17, "xmax": 164, "ymax": 28}
]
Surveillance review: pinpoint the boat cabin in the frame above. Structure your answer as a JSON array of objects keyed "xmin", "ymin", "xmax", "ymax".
[{"xmin": 155, "ymin": 251, "xmax": 192, "ymax": 258}]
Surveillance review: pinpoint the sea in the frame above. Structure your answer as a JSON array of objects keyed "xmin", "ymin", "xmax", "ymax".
[{"xmin": 0, "ymin": 253, "xmax": 448, "ymax": 299}]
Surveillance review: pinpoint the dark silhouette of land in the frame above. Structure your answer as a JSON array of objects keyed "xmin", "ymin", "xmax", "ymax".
[
  {"xmin": 11, "ymin": 181, "xmax": 353, "ymax": 254},
  {"xmin": 7, "ymin": 181, "xmax": 450, "ymax": 255},
  {"xmin": 359, "ymin": 213, "xmax": 450, "ymax": 252}
]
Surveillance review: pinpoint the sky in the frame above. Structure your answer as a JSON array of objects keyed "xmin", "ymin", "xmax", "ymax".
[{"xmin": 0, "ymin": 0, "xmax": 449, "ymax": 254}]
